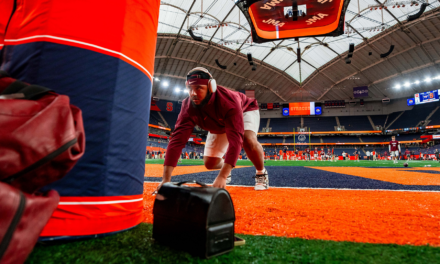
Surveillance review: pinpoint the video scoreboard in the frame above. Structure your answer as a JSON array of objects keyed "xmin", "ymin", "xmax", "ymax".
[
  {"xmin": 414, "ymin": 89, "xmax": 440, "ymax": 105},
  {"xmin": 282, "ymin": 102, "xmax": 321, "ymax": 116}
]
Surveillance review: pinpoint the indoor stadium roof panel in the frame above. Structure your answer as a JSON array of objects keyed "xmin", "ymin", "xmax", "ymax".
[{"xmin": 155, "ymin": 1, "xmax": 440, "ymax": 102}]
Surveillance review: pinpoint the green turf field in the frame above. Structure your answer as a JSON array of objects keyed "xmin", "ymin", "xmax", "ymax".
[
  {"xmin": 146, "ymin": 159, "xmax": 440, "ymax": 167},
  {"xmin": 27, "ymin": 223, "xmax": 440, "ymax": 264}
]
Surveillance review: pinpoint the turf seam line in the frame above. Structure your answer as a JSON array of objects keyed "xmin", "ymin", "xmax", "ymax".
[{"xmin": 144, "ymin": 181, "xmax": 440, "ymax": 192}]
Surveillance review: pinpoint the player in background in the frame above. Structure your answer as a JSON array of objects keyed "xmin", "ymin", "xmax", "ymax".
[
  {"xmin": 295, "ymin": 148, "xmax": 299, "ymax": 161},
  {"xmin": 405, "ymin": 148, "xmax": 411, "ymax": 161},
  {"xmin": 372, "ymin": 149, "xmax": 377, "ymax": 161},
  {"xmin": 314, "ymin": 147, "xmax": 319, "ymax": 162},
  {"xmin": 435, "ymin": 149, "xmax": 439, "ymax": 162},
  {"xmin": 353, "ymin": 148, "xmax": 360, "ymax": 162},
  {"xmin": 389, "ymin": 136, "xmax": 401, "ymax": 164},
  {"xmin": 320, "ymin": 147, "xmax": 325, "ymax": 162},
  {"xmin": 305, "ymin": 146, "xmax": 311, "ymax": 161},
  {"xmin": 331, "ymin": 147, "xmax": 336, "ymax": 162},
  {"xmin": 327, "ymin": 148, "xmax": 331, "ymax": 161}
]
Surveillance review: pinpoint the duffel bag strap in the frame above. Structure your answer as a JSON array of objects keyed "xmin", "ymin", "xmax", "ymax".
[{"xmin": 1, "ymin": 80, "xmax": 52, "ymax": 100}]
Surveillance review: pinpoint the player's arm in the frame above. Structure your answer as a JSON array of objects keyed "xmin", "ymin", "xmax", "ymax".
[
  {"xmin": 159, "ymin": 110, "xmax": 196, "ymax": 187},
  {"xmin": 398, "ymin": 143, "xmax": 401, "ymax": 153}
]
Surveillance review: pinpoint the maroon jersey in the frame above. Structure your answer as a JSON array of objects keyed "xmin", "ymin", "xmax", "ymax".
[
  {"xmin": 389, "ymin": 140, "xmax": 400, "ymax": 151},
  {"xmin": 306, "ymin": 148, "xmax": 310, "ymax": 153},
  {"xmin": 405, "ymin": 149, "xmax": 410, "ymax": 155}
]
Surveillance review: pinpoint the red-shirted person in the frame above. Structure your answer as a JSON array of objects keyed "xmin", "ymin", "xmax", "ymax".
[
  {"xmin": 353, "ymin": 147, "xmax": 360, "ymax": 162},
  {"xmin": 156, "ymin": 67, "xmax": 268, "ymax": 192},
  {"xmin": 305, "ymin": 147, "xmax": 310, "ymax": 161},
  {"xmin": 389, "ymin": 136, "xmax": 401, "ymax": 164},
  {"xmin": 405, "ymin": 148, "xmax": 411, "ymax": 161},
  {"xmin": 314, "ymin": 147, "xmax": 319, "ymax": 162},
  {"xmin": 331, "ymin": 147, "xmax": 336, "ymax": 162}
]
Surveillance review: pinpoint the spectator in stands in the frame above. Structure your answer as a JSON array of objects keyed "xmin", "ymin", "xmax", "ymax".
[{"xmin": 157, "ymin": 67, "xmax": 267, "ymax": 192}]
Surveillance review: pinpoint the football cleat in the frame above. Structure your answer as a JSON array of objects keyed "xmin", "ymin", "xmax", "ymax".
[
  {"xmin": 226, "ymin": 174, "xmax": 232, "ymax": 184},
  {"xmin": 254, "ymin": 169, "xmax": 269, "ymax": 191}
]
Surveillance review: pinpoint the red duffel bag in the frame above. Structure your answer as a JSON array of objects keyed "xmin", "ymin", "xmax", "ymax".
[
  {"xmin": 0, "ymin": 182, "xmax": 60, "ymax": 264},
  {"xmin": 0, "ymin": 72, "xmax": 85, "ymax": 193}
]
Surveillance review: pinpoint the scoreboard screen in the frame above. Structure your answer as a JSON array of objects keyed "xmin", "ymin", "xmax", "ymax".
[
  {"xmin": 283, "ymin": 102, "xmax": 316, "ymax": 116},
  {"xmin": 415, "ymin": 90, "xmax": 440, "ymax": 105}
]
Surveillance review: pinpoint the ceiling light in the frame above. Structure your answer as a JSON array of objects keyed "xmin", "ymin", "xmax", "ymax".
[
  {"xmin": 395, "ymin": 84, "xmax": 401, "ymax": 89},
  {"xmin": 154, "ymin": 77, "xmax": 160, "ymax": 81},
  {"xmin": 404, "ymin": 82, "xmax": 410, "ymax": 87},
  {"xmin": 162, "ymin": 81, "xmax": 169, "ymax": 87},
  {"xmin": 415, "ymin": 80, "xmax": 420, "ymax": 84},
  {"xmin": 175, "ymin": 87, "xmax": 180, "ymax": 93},
  {"xmin": 425, "ymin": 78, "xmax": 432, "ymax": 83}
]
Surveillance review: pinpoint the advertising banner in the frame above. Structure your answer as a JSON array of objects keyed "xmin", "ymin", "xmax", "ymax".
[{"xmin": 353, "ymin": 86, "xmax": 368, "ymax": 98}]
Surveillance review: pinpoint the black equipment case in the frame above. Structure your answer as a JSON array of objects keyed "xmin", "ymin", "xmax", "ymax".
[{"xmin": 153, "ymin": 181, "xmax": 235, "ymax": 258}]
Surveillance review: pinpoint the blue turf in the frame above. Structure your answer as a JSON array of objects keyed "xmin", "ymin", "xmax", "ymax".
[{"xmin": 145, "ymin": 166, "xmax": 440, "ymax": 191}]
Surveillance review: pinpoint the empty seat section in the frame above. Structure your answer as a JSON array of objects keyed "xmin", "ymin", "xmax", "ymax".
[
  {"xmin": 160, "ymin": 112, "xmax": 179, "ymax": 129},
  {"xmin": 394, "ymin": 134, "xmax": 422, "ymax": 141},
  {"xmin": 338, "ymin": 116, "xmax": 372, "ymax": 130},
  {"xmin": 269, "ymin": 117, "xmax": 300, "ymax": 132},
  {"xmin": 149, "ymin": 111, "xmax": 162, "ymax": 125},
  {"xmin": 322, "ymin": 136, "xmax": 360, "ymax": 143},
  {"xmin": 303, "ymin": 117, "xmax": 336, "ymax": 131},
  {"xmin": 385, "ymin": 111, "xmax": 402, "ymax": 128},
  {"xmin": 361, "ymin": 136, "xmax": 388, "ymax": 142},
  {"xmin": 259, "ymin": 118, "xmax": 268, "ymax": 132},
  {"xmin": 370, "ymin": 115, "xmax": 387, "ymax": 128},
  {"xmin": 259, "ymin": 137, "xmax": 283, "ymax": 143}
]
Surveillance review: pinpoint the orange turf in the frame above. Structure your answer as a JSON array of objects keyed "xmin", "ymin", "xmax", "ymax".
[
  {"xmin": 309, "ymin": 167, "xmax": 440, "ymax": 185},
  {"xmin": 143, "ymin": 182, "xmax": 440, "ymax": 246}
]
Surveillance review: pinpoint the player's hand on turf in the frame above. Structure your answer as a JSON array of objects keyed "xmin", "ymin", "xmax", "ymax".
[{"xmin": 212, "ymin": 176, "xmax": 227, "ymax": 189}]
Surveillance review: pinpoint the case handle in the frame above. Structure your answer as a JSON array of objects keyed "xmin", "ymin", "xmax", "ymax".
[{"xmin": 176, "ymin": 180, "xmax": 207, "ymax": 187}]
